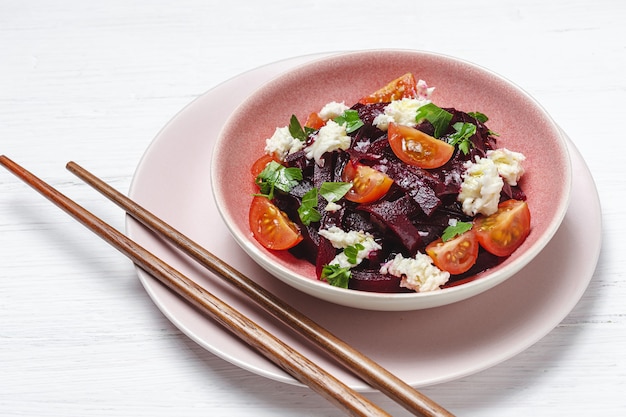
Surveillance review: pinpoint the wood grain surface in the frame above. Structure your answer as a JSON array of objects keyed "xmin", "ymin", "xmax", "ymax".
[{"xmin": 1, "ymin": 1, "xmax": 624, "ymax": 416}]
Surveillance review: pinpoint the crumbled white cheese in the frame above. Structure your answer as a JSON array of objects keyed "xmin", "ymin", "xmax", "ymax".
[
  {"xmin": 264, "ymin": 126, "xmax": 304, "ymax": 161},
  {"xmin": 319, "ymin": 101, "xmax": 349, "ymax": 121},
  {"xmin": 487, "ymin": 148, "xmax": 526, "ymax": 186},
  {"xmin": 304, "ymin": 120, "xmax": 351, "ymax": 166},
  {"xmin": 416, "ymin": 79, "xmax": 436, "ymax": 100},
  {"xmin": 373, "ymin": 97, "xmax": 431, "ymax": 131},
  {"xmin": 324, "ymin": 201, "xmax": 342, "ymax": 212},
  {"xmin": 457, "ymin": 147, "xmax": 527, "ymax": 217},
  {"xmin": 458, "ymin": 156, "xmax": 504, "ymax": 216},
  {"xmin": 354, "ymin": 139, "xmax": 371, "ymax": 152},
  {"xmin": 330, "ymin": 239, "xmax": 381, "ymax": 269},
  {"xmin": 319, "ymin": 226, "xmax": 382, "ymax": 269},
  {"xmin": 380, "ymin": 253, "xmax": 450, "ymax": 292},
  {"xmin": 319, "ymin": 226, "xmax": 370, "ymax": 249}
]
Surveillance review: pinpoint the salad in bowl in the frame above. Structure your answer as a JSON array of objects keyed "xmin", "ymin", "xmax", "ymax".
[{"xmin": 211, "ymin": 50, "xmax": 570, "ymax": 311}]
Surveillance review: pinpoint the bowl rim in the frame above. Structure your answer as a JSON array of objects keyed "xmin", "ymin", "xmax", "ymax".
[{"xmin": 211, "ymin": 48, "xmax": 572, "ymax": 311}]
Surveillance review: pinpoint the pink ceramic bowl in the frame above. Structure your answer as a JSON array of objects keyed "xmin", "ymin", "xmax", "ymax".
[{"xmin": 211, "ymin": 50, "xmax": 571, "ymax": 311}]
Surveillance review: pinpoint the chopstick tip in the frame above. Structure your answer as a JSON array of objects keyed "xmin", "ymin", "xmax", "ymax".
[{"xmin": 0, "ymin": 154, "xmax": 14, "ymax": 168}]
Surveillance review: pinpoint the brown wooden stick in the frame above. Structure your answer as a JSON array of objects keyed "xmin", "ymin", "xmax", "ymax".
[
  {"xmin": 65, "ymin": 160, "xmax": 454, "ymax": 417},
  {"xmin": 0, "ymin": 155, "xmax": 393, "ymax": 417}
]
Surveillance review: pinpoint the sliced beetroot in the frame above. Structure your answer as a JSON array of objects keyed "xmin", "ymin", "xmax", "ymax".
[
  {"xmin": 358, "ymin": 195, "xmax": 423, "ymax": 255},
  {"xmin": 315, "ymin": 235, "xmax": 337, "ymax": 279},
  {"xmin": 284, "ymin": 149, "xmax": 310, "ymax": 171},
  {"xmin": 288, "ymin": 221, "xmax": 320, "ymax": 265},
  {"xmin": 349, "ymin": 269, "xmax": 412, "ymax": 293},
  {"xmin": 501, "ymin": 182, "xmax": 527, "ymax": 201},
  {"xmin": 313, "ymin": 153, "xmax": 335, "ymax": 186},
  {"xmin": 352, "ymin": 102, "xmax": 387, "ymax": 126}
]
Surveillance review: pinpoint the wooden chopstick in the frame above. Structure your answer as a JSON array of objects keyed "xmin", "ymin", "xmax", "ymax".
[
  {"xmin": 0, "ymin": 155, "xmax": 391, "ymax": 417},
  {"xmin": 65, "ymin": 161, "xmax": 453, "ymax": 417}
]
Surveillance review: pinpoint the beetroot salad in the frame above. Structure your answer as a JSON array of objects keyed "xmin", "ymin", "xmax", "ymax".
[{"xmin": 249, "ymin": 73, "xmax": 530, "ymax": 293}]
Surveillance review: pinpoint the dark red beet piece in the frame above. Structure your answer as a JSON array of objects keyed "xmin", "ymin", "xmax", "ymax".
[
  {"xmin": 349, "ymin": 269, "xmax": 412, "ymax": 293},
  {"xmin": 315, "ymin": 236, "xmax": 337, "ymax": 279},
  {"xmin": 358, "ymin": 194, "xmax": 423, "ymax": 254}
]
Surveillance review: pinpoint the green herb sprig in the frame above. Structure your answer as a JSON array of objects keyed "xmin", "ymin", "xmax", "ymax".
[
  {"xmin": 254, "ymin": 161, "xmax": 302, "ymax": 199},
  {"xmin": 468, "ymin": 111, "xmax": 499, "ymax": 136},
  {"xmin": 448, "ymin": 122, "xmax": 477, "ymax": 155},
  {"xmin": 321, "ymin": 264, "xmax": 351, "ymax": 288},
  {"xmin": 297, "ymin": 182, "xmax": 352, "ymax": 225},
  {"xmin": 415, "ymin": 103, "xmax": 453, "ymax": 138},
  {"xmin": 333, "ymin": 109, "xmax": 364, "ymax": 133},
  {"xmin": 298, "ymin": 188, "xmax": 322, "ymax": 226},
  {"xmin": 288, "ymin": 115, "xmax": 315, "ymax": 141},
  {"xmin": 468, "ymin": 111, "xmax": 488, "ymax": 124},
  {"xmin": 319, "ymin": 182, "xmax": 352, "ymax": 203},
  {"xmin": 441, "ymin": 221, "xmax": 473, "ymax": 242},
  {"xmin": 344, "ymin": 243, "xmax": 365, "ymax": 265}
]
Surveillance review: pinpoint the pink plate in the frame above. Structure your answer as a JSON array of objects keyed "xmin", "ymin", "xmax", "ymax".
[
  {"xmin": 211, "ymin": 50, "xmax": 571, "ymax": 310},
  {"xmin": 127, "ymin": 52, "xmax": 600, "ymax": 389}
]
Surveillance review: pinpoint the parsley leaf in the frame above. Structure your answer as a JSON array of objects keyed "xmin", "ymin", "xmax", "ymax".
[
  {"xmin": 467, "ymin": 111, "xmax": 500, "ymax": 136},
  {"xmin": 288, "ymin": 115, "xmax": 315, "ymax": 141},
  {"xmin": 448, "ymin": 122, "xmax": 476, "ymax": 155},
  {"xmin": 415, "ymin": 103, "xmax": 453, "ymax": 138},
  {"xmin": 333, "ymin": 109, "xmax": 364, "ymax": 133},
  {"xmin": 468, "ymin": 111, "xmax": 489, "ymax": 124},
  {"xmin": 441, "ymin": 221, "xmax": 473, "ymax": 242},
  {"xmin": 344, "ymin": 243, "xmax": 365, "ymax": 265},
  {"xmin": 297, "ymin": 182, "xmax": 351, "ymax": 225},
  {"xmin": 255, "ymin": 161, "xmax": 302, "ymax": 199},
  {"xmin": 321, "ymin": 264, "xmax": 351, "ymax": 288},
  {"xmin": 319, "ymin": 181, "xmax": 352, "ymax": 203},
  {"xmin": 297, "ymin": 188, "xmax": 322, "ymax": 226}
]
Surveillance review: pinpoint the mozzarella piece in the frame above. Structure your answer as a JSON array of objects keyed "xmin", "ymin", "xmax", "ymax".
[
  {"xmin": 319, "ymin": 101, "xmax": 349, "ymax": 121},
  {"xmin": 487, "ymin": 148, "xmax": 526, "ymax": 186},
  {"xmin": 373, "ymin": 97, "xmax": 431, "ymax": 131},
  {"xmin": 319, "ymin": 226, "xmax": 370, "ymax": 249},
  {"xmin": 458, "ymin": 156, "xmax": 504, "ymax": 216},
  {"xmin": 416, "ymin": 79, "xmax": 436, "ymax": 100},
  {"xmin": 304, "ymin": 120, "xmax": 351, "ymax": 166},
  {"xmin": 319, "ymin": 226, "xmax": 381, "ymax": 269},
  {"xmin": 380, "ymin": 253, "xmax": 450, "ymax": 292},
  {"xmin": 264, "ymin": 126, "xmax": 304, "ymax": 161},
  {"xmin": 324, "ymin": 201, "xmax": 342, "ymax": 212}
]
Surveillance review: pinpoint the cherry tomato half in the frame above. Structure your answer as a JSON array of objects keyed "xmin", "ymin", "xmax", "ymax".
[
  {"xmin": 249, "ymin": 196, "xmax": 303, "ymax": 250},
  {"xmin": 358, "ymin": 73, "xmax": 418, "ymax": 104},
  {"xmin": 341, "ymin": 161, "xmax": 394, "ymax": 203},
  {"xmin": 251, "ymin": 154, "xmax": 281, "ymax": 178},
  {"xmin": 473, "ymin": 199, "xmax": 531, "ymax": 257},
  {"xmin": 387, "ymin": 123, "xmax": 454, "ymax": 169},
  {"xmin": 426, "ymin": 229, "xmax": 479, "ymax": 275}
]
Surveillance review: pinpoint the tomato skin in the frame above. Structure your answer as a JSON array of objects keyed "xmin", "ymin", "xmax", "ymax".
[
  {"xmin": 473, "ymin": 199, "xmax": 531, "ymax": 257},
  {"xmin": 249, "ymin": 196, "xmax": 303, "ymax": 250},
  {"xmin": 341, "ymin": 161, "xmax": 394, "ymax": 203},
  {"xmin": 358, "ymin": 73, "xmax": 418, "ymax": 104},
  {"xmin": 387, "ymin": 123, "xmax": 454, "ymax": 169},
  {"xmin": 304, "ymin": 112, "xmax": 326, "ymax": 130},
  {"xmin": 251, "ymin": 154, "xmax": 280, "ymax": 178},
  {"xmin": 426, "ymin": 229, "xmax": 479, "ymax": 275}
]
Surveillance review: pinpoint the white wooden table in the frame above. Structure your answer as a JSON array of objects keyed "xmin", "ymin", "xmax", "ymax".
[{"xmin": 1, "ymin": 1, "xmax": 624, "ymax": 415}]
